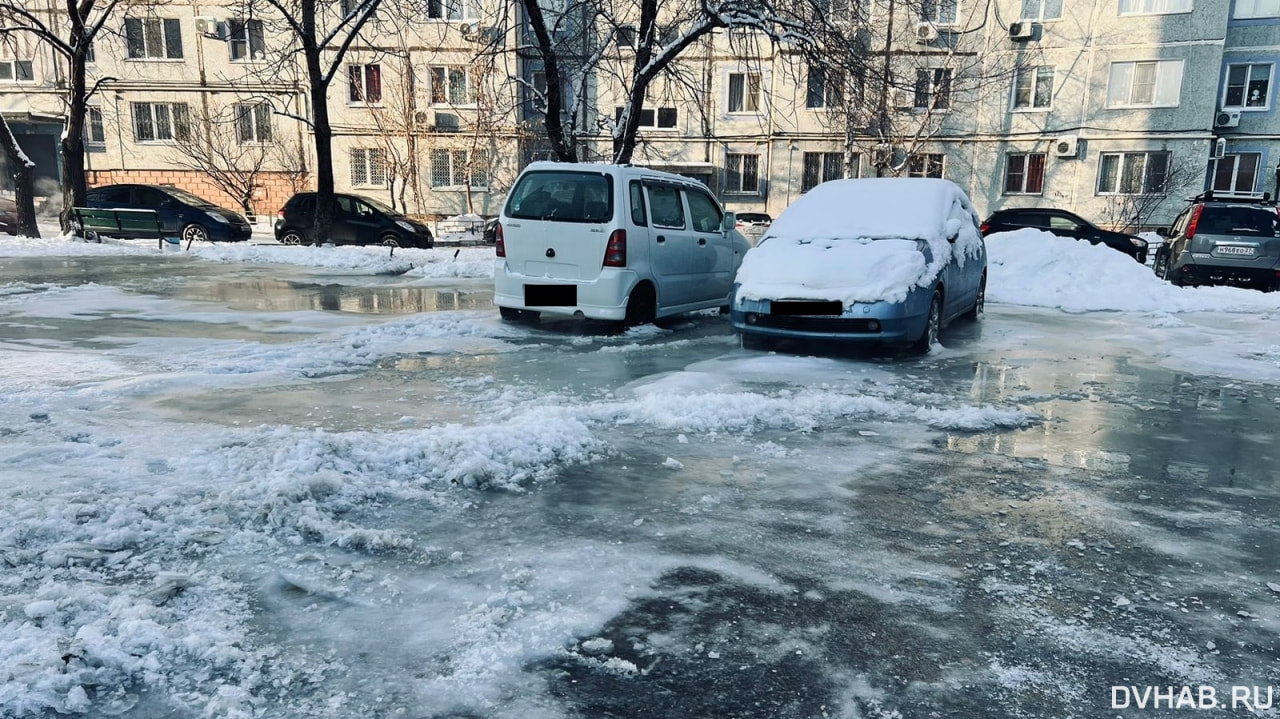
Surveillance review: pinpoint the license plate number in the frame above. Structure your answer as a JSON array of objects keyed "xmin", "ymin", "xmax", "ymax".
[{"xmin": 1217, "ymin": 245, "xmax": 1255, "ymax": 256}]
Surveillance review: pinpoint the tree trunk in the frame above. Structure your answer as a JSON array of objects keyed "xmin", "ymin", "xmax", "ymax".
[
  {"xmin": 303, "ymin": 2, "xmax": 335, "ymax": 245},
  {"xmin": 0, "ymin": 114, "xmax": 39, "ymax": 238},
  {"xmin": 519, "ymin": 0, "xmax": 576, "ymax": 162},
  {"xmin": 59, "ymin": 54, "xmax": 90, "ymax": 232}
]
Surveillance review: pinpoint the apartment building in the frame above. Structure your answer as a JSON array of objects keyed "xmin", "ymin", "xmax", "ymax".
[{"xmin": 1, "ymin": 0, "xmax": 1274, "ymax": 228}]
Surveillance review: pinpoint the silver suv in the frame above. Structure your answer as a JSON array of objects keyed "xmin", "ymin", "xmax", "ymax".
[{"xmin": 1154, "ymin": 192, "xmax": 1280, "ymax": 291}]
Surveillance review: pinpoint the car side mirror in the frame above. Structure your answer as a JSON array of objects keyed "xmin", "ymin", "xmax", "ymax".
[{"xmin": 722, "ymin": 211, "xmax": 736, "ymax": 233}]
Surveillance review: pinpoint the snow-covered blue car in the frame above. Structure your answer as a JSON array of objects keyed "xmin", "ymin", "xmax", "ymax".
[{"xmin": 730, "ymin": 178, "xmax": 987, "ymax": 353}]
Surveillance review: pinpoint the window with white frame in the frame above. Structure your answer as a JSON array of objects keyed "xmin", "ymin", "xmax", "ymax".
[
  {"xmin": 131, "ymin": 102, "xmax": 190, "ymax": 142},
  {"xmin": 914, "ymin": 68, "xmax": 952, "ymax": 109},
  {"xmin": 1106, "ymin": 60, "xmax": 1183, "ymax": 107},
  {"xmin": 613, "ymin": 106, "xmax": 678, "ymax": 128},
  {"xmin": 922, "ymin": 0, "xmax": 959, "ymax": 24},
  {"xmin": 86, "ymin": 107, "xmax": 106, "ymax": 145},
  {"xmin": 430, "ymin": 149, "xmax": 490, "ymax": 188},
  {"xmin": 235, "ymin": 103, "xmax": 272, "ymax": 144},
  {"xmin": 1096, "ymin": 151, "xmax": 1170, "ymax": 194},
  {"xmin": 429, "ymin": 66, "xmax": 473, "ymax": 105},
  {"xmin": 348, "ymin": 63, "xmax": 382, "ymax": 104},
  {"xmin": 802, "ymin": 152, "xmax": 845, "ymax": 192},
  {"xmin": 124, "ymin": 18, "xmax": 183, "ymax": 59},
  {"xmin": 1004, "ymin": 153, "xmax": 1046, "ymax": 194},
  {"xmin": 228, "ymin": 19, "xmax": 265, "ymax": 61},
  {"xmin": 727, "ymin": 72, "xmax": 762, "ymax": 113},
  {"xmin": 350, "ymin": 148, "xmax": 387, "ymax": 187},
  {"xmin": 1012, "ymin": 66, "xmax": 1054, "ymax": 109},
  {"xmin": 0, "ymin": 59, "xmax": 34, "ymax": 82},
  {"xmin": 1213, "ymin": 153, "xmax": 1261, "ymax": 194},
  {"xmin": 807, "ymin": 66, "xmax": 844, "ymax": 109},
  {"xmin": 1223, "ymin": 63, "xmax": 1271, "ymax": 109},
  {"xmin": 725, "ymin": 153, "xmax": 760, "ymax": 194},
  {"xmin": 815, "ymin": 0, "xmax": 853, "ymax": 15},
  {"xmin": 427, "ymin": 0, "xmax": 481, "ymax": 19},
  {"xmin": 1020, "ymin": 0, "xmax": 1063, "ymax": 20},
  {"xmin": 1234, "ymin": 0, "xmax": 1280, "ymax": 17},
  {"xmin": 908, "ymin": 153, "xmax": 945, "ymax": 178},
  {"xmin": 1118, "ymin": 0, "xmax": 1192, "ymax": 14}
]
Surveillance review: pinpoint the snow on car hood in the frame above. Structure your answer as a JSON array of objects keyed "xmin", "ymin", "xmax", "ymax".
[{"xmin": 735, "ymin": 237, "xmax": 929, "ymax": 305}]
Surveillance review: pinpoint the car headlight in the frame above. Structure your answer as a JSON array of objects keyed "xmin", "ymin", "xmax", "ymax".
[
  {"xmin": 1130, "ymin": 237, "xmax": 1148, "ymax": 248},
  {"xmin": 207, "ymin": 212, "xmax": 230, "ymax": 224},
  {"xmin": 395, "ymin": 220, "xmax": 415, "ymax": 232}
]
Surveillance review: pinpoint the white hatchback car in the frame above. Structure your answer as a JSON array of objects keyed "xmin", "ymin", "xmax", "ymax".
[{"xmin": 493, "ymin": 162, "xmax": 749, "ymax": 325}]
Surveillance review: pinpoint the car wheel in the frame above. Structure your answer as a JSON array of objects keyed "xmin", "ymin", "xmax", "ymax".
[
  {"xmin": 280, "ymin": 229, "xmax": 306, "ymax": 246},
  {"xmin": 741, "ymin": 334, "xmax": 772, "ymax": 351},
  {"xmin": 1153, "ymin": 250, "xmax": 1170, "ymax": 280},
  {"xmin": 963, "ymin": 272, "xmax": 986, "ymax": 321},
  {"xmin": 499, "ymin": 306, "xmax": 539, "ymax": 323},
  {"xmin": 623, "ymin": 283, "xmax": 657, "ymax": 327},
  {"xmin": 181, "ymin": 224, "xmax": 209, "ymax": 244},
  {"xmin": 911, "ymin": 290, "xmax": 943, "ymax": 354},
  {"xmin": 379, "ymin": 234, "xmax": 401, "ymax": 248}
]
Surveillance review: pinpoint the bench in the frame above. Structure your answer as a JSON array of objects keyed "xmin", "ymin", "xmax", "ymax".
[{"xmin": 72, "ymin": 207, "xmax": 183, "ymax": 250}]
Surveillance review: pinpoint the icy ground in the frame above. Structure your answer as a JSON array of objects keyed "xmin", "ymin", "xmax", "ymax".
[{"xmin": 1, "ymin": 231, "xmax": 1279, "ymax": 718}]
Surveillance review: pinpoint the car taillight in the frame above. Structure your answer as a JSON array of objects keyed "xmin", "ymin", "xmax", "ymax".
[
  {"xmin": 603, "ymin": 229, "xmax": 626, "ymax": 267},
  {"xmin": 1186, "ymin": 205, "xmax": 1204, "ymax": 240},
  {"xmin": 494, "ymin": 222, "xmax": 505, "ymax": 257},
  {"xmin": 979, "ymin": 222, "xmax": 990, "ymax": 235}
]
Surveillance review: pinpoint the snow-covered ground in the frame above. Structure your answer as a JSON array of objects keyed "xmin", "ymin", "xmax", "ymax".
[{"xmin": 2, "ymin": 228, "xmax": 1279, "ymax": 718}]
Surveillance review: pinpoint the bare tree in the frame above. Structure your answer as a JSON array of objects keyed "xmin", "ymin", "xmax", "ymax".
[
  {"xmin": 169, "ymin": 104, "xmax": 277, "ymax": 217},
  {"xmin": 0, "ymin": 0, "xmax": 123, "ymax": 230},
  {"xmin": 0, "ymin": 113, "xmax": 39, "ymax": 237},
  {"xmin": 1099, "ymin": 153, "xmax": 1202, "ymax": 232}
]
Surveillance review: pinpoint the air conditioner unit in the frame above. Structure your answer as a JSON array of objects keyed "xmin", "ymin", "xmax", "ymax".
[
  {"xmin": 872, "ymin": 143, "xmax": 893, "ymax": 166},
  {"xmin": 892, "ymin": 89, "xmax": 914, "ymax": 108},
  {"xmin": 477, "ymin": 25, "xmax": 501, "ymax": 43},
  {"xmin": 413, "ymin": 110, "xmax": 431, "ymax": 125},
  {"xmin": 1212, "ymin": 137, "xmax": 1227, "ymax": 159},
  {"xmin": 1008, "ymin": 21, "xmax": 1034, "ymax": 39},
  {"xmin": 1053, "ymin": 134, "xmax": 1079, "ymax": 158},
  {"xmin": 434, "ymin": 112, "xmax": 461, "ymax": 132},
  {"xmin": 915, "ymin": 22, "xmax": 939, "ymax": 43},
  {"xmin": 194, "ymin": 16, "xmax": 219, "ymax": 35},
  {"xmin": 1214, "ymin": 110, "xmax": 1241, "ymax": 128}
]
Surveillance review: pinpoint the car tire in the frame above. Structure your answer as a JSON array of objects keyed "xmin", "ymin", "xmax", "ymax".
[
  {"xmin": 741, "ymin": 334, "xmax": 772, "ymax": 351},
  {"xmin": 379, "ymin": 234, "xmax": 401, "ymax": 248},
  {"xmin": 911, "ymin": 290, "xmax": 943, "ymax": 354},
  {"xmin": 280, "ymin": 229, "xmax": 306, "ymax": 246},
  {"xmin": 623, "ymin": 283, "xmax": 657, "ymax": 327},
  {"xmin": 963, "ymin": 272, "xmax": 986, "ymax": 321},
  {"xmin": 181, "ymin": 224, "xmax": 209, "ymax": 245},
  {"xmin": 1153, "ymin": 250, "xmax": 1171, "ymax": 280},
  {"xmin": 499, "ymin": 306, "xmax": 539, "ymax": 323}
]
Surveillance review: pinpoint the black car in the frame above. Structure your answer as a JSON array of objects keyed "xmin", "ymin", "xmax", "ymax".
[
  {"xmin": 274, "ymin": 192, "xmax": 434, "ymax": 249},
  {"xmin": 85, "ymin": 184, "xmax": 252, "ymax": 243},
  {"xmin": 0, "ymin": 196, "xmax": 17, "ymax": 236},
  {"xmin": 980, "ymin": 207, "xmax": 1148, "ymax": 263}
]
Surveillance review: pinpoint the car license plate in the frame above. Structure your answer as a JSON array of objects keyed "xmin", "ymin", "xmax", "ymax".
[{"xmin": 1216, "ymin": 245, "xmax": 1255, "ymax": 256}]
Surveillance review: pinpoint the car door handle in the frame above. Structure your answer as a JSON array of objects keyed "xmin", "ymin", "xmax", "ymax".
[
  {"xmin": 697, "ymin": 238, "xmax": 707, "ymax": 246},
  {"xmin": 656, "ymin": 235, "xmax": 665, "ymax": 243}
]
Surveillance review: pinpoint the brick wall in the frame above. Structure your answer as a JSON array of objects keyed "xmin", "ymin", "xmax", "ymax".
[{"xmin": 86, "ymin": 170, "xmax": 310, "ymax": 221}]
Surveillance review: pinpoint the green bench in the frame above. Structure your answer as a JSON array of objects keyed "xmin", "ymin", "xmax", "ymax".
[{"xmin": 72, "ymin": 207, "xmax": 184, "ymax": 250}]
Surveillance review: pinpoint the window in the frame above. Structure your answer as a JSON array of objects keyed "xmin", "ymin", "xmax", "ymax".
[
  {"xmin": 908, "ymin": 153, "xmax": 945, "ymax": 178},
  {"xmin": 806, "ymin": 66, "xmax": 844, "ymax": 109},
  {"xmin": 815, "ymin": 0, "xmax": 852, "ymax": 14},
  {"xmin": 235, "ymin": 103, "xmax": 272, "ymax": 143},
  {"xmin": 1004, "ymin": 153, "xmax": 1046, "ymax": 194},
  {"xmin": 728, "ymin": 73, "xmax": 762, "ymax": 113},
  {"xmin": 0, "ymin": 59, "xmax": 34, "ymax": 82},
  {"xmin": 1106, "ymin": 60, "xmax": 1183, "ymax": 107},
  {"xmin": 427, "ymin": 0, "xmax": 480, "ymax": 19},
  {"xmin": 687, "ymin": 191, "xmax": 724, "ymax": 233},
  {"xmin": 1020, "ymin": 0, "xmax": 1063, "ymax": 20},
  {"xmin": 1096, "ymin": 151, "xmax": 1170, "ymax": 194},
  {"xmin": 429, "ymin": 66, "xmax": 472, "ymax": 105},
  {"xmin": 616, "ymin": 25, "xmax": 637, "ymax": 47},
  {"xmin": 1119, "ymin": 0, "xmax": 1192, "ymax": 14},
  {"xmin": 922, "ymin": 0, "xmax": 959, "ymax": 23},
  {"xmin": 86, "ymin": 107, "xmax": 106, "ymax": 145},
  {"xmin": 229, "ymin": 19, "xmax": 265, "ymax": 61},
  {"xmin": 349, "ymin": 63, "xmax": 382, "ymax": 104},
  {"xmin": 131, "ymin": 102, "xmax": 190, "ymax": 142},
  {"xmin": 1012, "ymin": 66, "xmax": 1054, "ymax": 109},
  {"xmin": 914, "ymin": 68, "xmax": 952, "ymax": 110},
  {"xmin": 430, "ymin": 149, "xmax": 489, "ymax": 188},
  {"xmin": 1213, "ymin": 153, "xmax": 1261, "ymax": 194},
  {"xmin": 629, "ymin": 181, "xmax": 647, "ymax": 226},
  {"xmin": 1223, "ymin": 64, "xmax": 1271, "ymax": 109},
  {"xmin": 124, "ymin": 18, "xmax": 183, "ymax": 59},
  {"xmin": 1235, "ymin": 0, "xmax": 1280, "ymax": 17},
  {"xmin": 725, "ymin": 153, "xmax": 760, "ymax": 194},
  {"xmin": 612, "ymin": 107, "xmax": 678, "ymax": 128},
  {"xmin": 647, "ymin": 185, "xmax": 685, "ymax": 228},
  {"xmin": 351, "ymin": 148, "xmax": 387, "ymax": 187},
  {"xmin": 801, "ymin": 152, "xmax": 844, "ymax": 192}
]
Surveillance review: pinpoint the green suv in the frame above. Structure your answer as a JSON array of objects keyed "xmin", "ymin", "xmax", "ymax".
[{"xmin": 1154, "ymin": 192, "xmax": 1280, "ymax": 291}]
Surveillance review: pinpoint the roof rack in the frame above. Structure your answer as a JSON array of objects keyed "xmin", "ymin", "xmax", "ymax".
[{"xmin": 1190, "ymin": 190, "xmax": 1275, "ymax": 204}]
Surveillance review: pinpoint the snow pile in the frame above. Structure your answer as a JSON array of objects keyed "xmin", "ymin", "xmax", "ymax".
[
  {"xmin": 0, "ymin": 234, "xmax": 154, "ymax": 257},
  {"xmin": 986, "ymin": 228, "xmax": 1280, "ymax": 313},
  {"xmin": 736, "ymin": 178, "xmax": 984, "ymax": 306}
]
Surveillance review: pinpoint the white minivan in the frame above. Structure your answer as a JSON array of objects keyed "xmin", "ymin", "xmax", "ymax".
[{"xmin": 493, "ymin": 162, "xmax": 748, "ymax": 325}]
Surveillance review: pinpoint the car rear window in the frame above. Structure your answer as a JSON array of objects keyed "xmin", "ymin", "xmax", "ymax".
[
  {"xmin": 505, "ymin": 171, "xmax": 614, "ymax": 223},
  {"xmin": 1198, "ymin": 206, "xmax": 1279, "ymax": 237}
]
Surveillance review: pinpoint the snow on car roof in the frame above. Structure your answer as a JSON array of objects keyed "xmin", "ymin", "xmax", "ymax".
[{"xmin": 767, "ymin": 177, "xmax": 976, "ymax": 243}]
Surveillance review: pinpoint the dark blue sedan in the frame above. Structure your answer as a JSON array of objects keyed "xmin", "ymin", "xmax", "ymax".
[{"xmin": 85, "ymin": 184, "xmax": 253, "ymax": 243}]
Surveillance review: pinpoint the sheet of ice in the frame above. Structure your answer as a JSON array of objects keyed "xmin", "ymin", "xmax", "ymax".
[{"xmin": 986, "ymin": 228, "xmax": 1280, "ymax": 313}]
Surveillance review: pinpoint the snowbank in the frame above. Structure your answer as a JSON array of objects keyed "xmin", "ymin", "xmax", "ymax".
[
  {"xmin": 986, "ymin": 228, "xmax": 1280, "ymax": 313},
  {"xmin": 735, "ymin": 238, "xmax": 928, "ymax": 305}
]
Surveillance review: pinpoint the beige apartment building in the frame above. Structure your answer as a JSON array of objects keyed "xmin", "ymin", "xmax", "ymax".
[{"xmin": 2, "ymin": 0, "xmax": 1275, "ymax": 228}]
